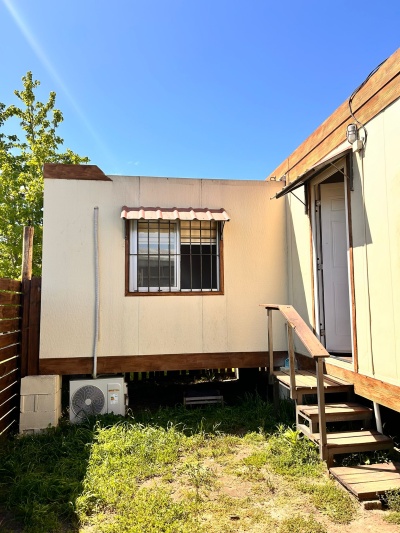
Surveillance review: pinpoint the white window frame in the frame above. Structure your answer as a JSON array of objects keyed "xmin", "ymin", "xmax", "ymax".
[{"xmin": 129, "ymin": 220, "xmax": 180, "ymax": 292}]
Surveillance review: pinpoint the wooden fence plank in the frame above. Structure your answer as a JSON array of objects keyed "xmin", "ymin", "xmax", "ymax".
[
  {"xmin": 0, "ymin": 390, "xmax": 18, "ymax": 411},
  {"xmin": 0, "ymin": 368, "xmax": 18, "ymax": 390},
  {"xmin": 0, "ymin": 306, "xmax": 21, "ymax": 319},
  {"xmin": 0, "ymin": 344, "xmax": 20, "ymax": 363},
  {"xmin": 0, "ymin": 277, "xmax": 22, "ymax": 437},
  {"xmin": 0, "ymin": 357, "xmax": 19, "ymax": 378},
  {"xmin": 0, "ymin": 279, "xmax": 22, "ymax": 292},
  {"xmin": 0, "ymin": 406, "xmax": 18, "ymax": 435},
  {"xmin": 0, "ymin": 380, "xmax": 19, "ymax": 407},
  {"xmin": 0, "ymin": 318, "xmax": 21, "ymax": 334},
  {"xmin": 0, "ymin": 292, "xmax": 21, "ymax": 306},
  {"xmin": 0, "ymin": 332, "xmax": 19, "ymax": 350}
]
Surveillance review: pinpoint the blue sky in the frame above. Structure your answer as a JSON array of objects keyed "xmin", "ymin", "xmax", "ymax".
[{"xmin": 1, "ymin": 0, "xmax": 399, "ymax": 179}]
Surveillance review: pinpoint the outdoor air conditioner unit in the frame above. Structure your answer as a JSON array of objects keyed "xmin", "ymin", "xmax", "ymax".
[{"xmin": 69, "ymin": 377, "xmax": 127, "ymax": 423}]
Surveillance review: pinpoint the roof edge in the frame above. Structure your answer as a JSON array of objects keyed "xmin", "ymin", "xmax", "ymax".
[
  {"xmin": 267, "ymin": 48, "xmax": 400, "ymax": 183},
  {"xmin": 43, "ymin": 164, "xmax": 112, "ymax": 182}
]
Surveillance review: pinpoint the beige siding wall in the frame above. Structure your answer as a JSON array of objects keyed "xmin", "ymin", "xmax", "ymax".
[
  {"xmin": 286, "ymin": 98, "xmax": 400, "ymax": 384},
  {"xmin": 40, "ymin": 177, "xmax": 287, "ymax": 360},
  {"xmin": 351, "ymin": 98, "xmax": 400, "ymax": 383}
]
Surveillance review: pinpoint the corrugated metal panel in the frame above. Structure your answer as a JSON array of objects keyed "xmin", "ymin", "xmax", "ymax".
[{"xmin": 121, "ymin": 206, "xmax": 230, "ymax": 221}]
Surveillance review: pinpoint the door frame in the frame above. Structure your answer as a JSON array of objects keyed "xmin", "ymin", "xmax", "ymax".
[{"xmin": 309, "ymin": 156, "xmax": 356, "ymax": 365}]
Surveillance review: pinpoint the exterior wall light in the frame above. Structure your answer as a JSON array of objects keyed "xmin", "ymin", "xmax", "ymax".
[
  {"xmin": 346, "ymin": 123, "xmax": 358, "ymax": 144},
  {"xmin": 346, "ymin": 123, "xmax": 364, "ymax": 152}
]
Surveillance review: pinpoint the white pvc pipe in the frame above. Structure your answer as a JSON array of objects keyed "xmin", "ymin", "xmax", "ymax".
[
  {"xmin": 93, "ymin": 207, "xmax": 100, "ymax": 379},
  {"xmin": 373, "ymin": 402, "xmax": 383, "ymax": 433}
]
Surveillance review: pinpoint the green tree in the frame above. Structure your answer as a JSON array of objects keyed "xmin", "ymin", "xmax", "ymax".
[{"xmin": 0, "ymin": 72, "xmax": 89, "ymax": 278}]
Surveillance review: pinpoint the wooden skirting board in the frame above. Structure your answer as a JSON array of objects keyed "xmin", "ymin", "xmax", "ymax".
[
  {"xmin": 325, "ymin": 362, "xmax": 400, "ymax": 414},
  {"xmin": 295, "ymin": 354, "xmax": 400, "ymax": 414},
  {"xmin": 39, "ymin": 351, "xmax": 287, "ymax": 375}
]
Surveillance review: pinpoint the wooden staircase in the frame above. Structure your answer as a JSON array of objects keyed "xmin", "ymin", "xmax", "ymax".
[{"xmin": 261, "ymin": 304, "xmax": 397, "ymax": 500}]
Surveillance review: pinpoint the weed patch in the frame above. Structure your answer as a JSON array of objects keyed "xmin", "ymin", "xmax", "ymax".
[
  {"xmin": 296, "ymin": 480, "xmax": 357, "ymax": 523},
  {"xmin": 264, "ymin": 425, "xmax": 324, "ymax": 477},
  {"xmin": 383, "ymin": 488, "xmax": 400, "ymax": 525},
  {"xmin": 277, "ymin": 514, "xmax": 327, "ymax": 532}
]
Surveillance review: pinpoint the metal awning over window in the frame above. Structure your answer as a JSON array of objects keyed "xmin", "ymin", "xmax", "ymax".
[
  {"xmin": 121, "ymin": 206, "xmax": 230, "ymax": 221},
  {"xmin": 273, "ymin": 146, "xmax": 352, "ymax": 199}
]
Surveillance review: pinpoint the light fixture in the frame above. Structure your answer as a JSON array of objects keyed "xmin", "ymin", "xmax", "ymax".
[
  {"xmin": 346, "ymin": 123, "xmax": 358, "ymax": 144},
  {"xmin": 346, "ymin": 123, "xmax": 364, "ymax": 152}
]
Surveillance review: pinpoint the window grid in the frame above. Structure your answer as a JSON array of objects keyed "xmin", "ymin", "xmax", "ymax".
[{"xmin": 130, "ymin": 219, "xmax": 220, "ymax": 293}]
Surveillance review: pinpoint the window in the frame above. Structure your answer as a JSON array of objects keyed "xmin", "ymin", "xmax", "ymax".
[{"xmin": 128, "ymin": 219, "xmax": 222, "ymax": 293}]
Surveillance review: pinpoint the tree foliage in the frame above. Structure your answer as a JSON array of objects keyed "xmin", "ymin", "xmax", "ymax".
[{"xmin": 0, "ymin": 72, "xmax": 89, "ymax": 278}]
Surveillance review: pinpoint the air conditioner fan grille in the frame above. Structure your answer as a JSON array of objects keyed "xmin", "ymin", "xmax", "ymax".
[{"xmin": 71, "ymin": 385, "xmax": 105, "ymax": 419}]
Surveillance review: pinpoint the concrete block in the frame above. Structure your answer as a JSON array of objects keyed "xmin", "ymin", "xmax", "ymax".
[
  {"xmin": 363, "ymin": 500, "xmax": 383, "ymax": 510},
  {"xmin": 36, "ymin": 390, "xmax": 62, "ymax": 412},
  {"xmin": 21, "ymin": 375, "xmax": 61, "ymax": 396},
  {"xmin": 21, "ymin": 428, "xmax": 49, "ymax": 435},
  {"xmin": 20, "ymin": 429, "xmax": 36, "ymax": 435},
  {"xmin": 21, "ymin": 395, "xmax": 35, "ymax": 413},
  {"xmin": 19, "ymin": 409, "xmax": 61, "ymax": 432}
]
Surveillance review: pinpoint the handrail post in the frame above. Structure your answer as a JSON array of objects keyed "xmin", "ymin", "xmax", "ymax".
[
  {"xmin": 267, "ymin": 309, "xmax": 274, "ymax": 384},
  {"xmin": 316, "ymin": 358, "xmax": 327, "ymax": 462},
  {"xmin": 287, "ymin": 324, "xmax": 297, "ymax": 400}
]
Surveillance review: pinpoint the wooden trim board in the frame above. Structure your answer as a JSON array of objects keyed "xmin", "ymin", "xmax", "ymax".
[
  {"xmin": 39, "ymin": 351, "xmax": 287, "ymax": 375},
  {"xmin": 43, "ymin": 164, "xmax": 112, "ymax": 181},
  {"xmin": 267, "ymin": 50, "xmax": 400, "ymax": 182},
  {"xmin": 325, "ymin": 362, "xmax": 400, "ymax": 413}
]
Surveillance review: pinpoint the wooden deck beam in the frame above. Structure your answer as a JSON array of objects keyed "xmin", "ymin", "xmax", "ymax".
[{"xmin": 39, "ymin": 351, "xmax": 287, "ymax": 375}]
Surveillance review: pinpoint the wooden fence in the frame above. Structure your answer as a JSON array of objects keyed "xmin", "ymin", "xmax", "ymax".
[{"xmin": 0, "ymin": 277, "xmax": 41, "ymax": 437}]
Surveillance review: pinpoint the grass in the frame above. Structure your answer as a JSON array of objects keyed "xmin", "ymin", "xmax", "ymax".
[
  {"xmin": 383, "ymin": 488, "xmax": 400, "ymax": 525},
  {"xmin": 0, "ymin": 395, "xmax": 361, "ymax": 532}
]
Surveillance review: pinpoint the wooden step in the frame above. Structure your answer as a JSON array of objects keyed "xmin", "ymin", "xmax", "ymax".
[
  {"xmin": 305, "ymin": 430, "xmax": 393, "ymax": 462},
  {"xmin": 297, "ymin": 402, "xmax": 372, "ymax": 433},
  {"xmin": 274, "ymin": 369, "xmax": 352, "ymax": 402},
  {"xmin": 330, "ymin": 462, "xmax": 400, "ymax": 501}
]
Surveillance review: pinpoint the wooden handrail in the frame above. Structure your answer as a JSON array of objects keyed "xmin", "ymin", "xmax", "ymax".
[
  {"xmin": 261, "ymin": 304, "xmax": 330, "ymax": 359},
  {"xmin": 261, "ymin": 303, "xmax": 329, "ymax": 461}
]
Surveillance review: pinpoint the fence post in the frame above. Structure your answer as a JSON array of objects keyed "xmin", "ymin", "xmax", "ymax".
[
  {"xmin": 20, "ymin": 227, "xmax": 35, "ymax": 378},
  {"xmin": 27, "ymin": 278, "xmax": 41, "ymax": 376},
  {"xmin": 21, "ymin": 227, "xmax": 34, "ymax": 282}
]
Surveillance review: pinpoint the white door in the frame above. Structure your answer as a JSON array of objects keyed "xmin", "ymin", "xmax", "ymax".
[{"xmin": 320, "ymin": 183, "xmax": 352, "ymax": 352}]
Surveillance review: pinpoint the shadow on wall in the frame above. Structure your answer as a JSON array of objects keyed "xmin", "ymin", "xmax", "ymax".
[
  {"xmin": 351, "ymin": 154, "xmax": 372, "ymax": 249},
  {"xmin": 285, "ymin": 200, "xmax": 314, "ymax": 357}
]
